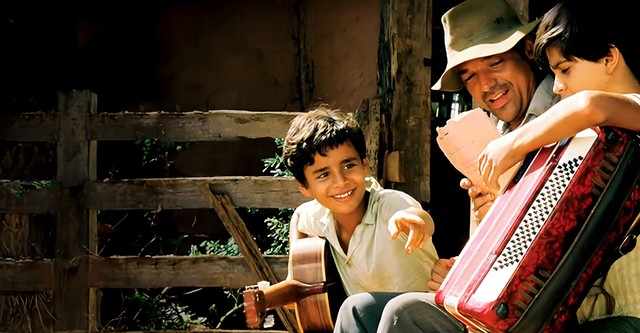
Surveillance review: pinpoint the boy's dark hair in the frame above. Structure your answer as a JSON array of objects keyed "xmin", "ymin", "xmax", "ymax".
[
  {"xmin": 513, "ymin": 36, "xmax": 547, "ymax": 89},
  {"xmin": 534, "ymin": 1, "xmax": 640, "ymax": 81},
  {"xmin": 282, "ymin": 104, "xmax": 367, "ymax": 185}
]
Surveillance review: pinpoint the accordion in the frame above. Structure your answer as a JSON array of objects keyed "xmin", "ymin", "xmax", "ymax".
[{"xmin": 436, "ymin": 127, "xmax": 640, "ymax": 333}]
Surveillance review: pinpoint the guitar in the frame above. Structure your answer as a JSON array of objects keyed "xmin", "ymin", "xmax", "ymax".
[{"xmin": 243, "ymin": 237, "xmax": 347, "ymax": 332}]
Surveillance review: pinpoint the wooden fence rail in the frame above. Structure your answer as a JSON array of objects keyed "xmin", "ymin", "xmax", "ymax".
[{"xmin": 0, "ymin": 90, "xmax": 314, "ymax": 332}]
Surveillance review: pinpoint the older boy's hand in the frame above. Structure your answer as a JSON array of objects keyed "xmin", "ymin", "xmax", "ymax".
[
  {"xmin": 478, "ymin": 132, "xmax": 524, "ymax": 191},
  {"xmin": 460, "ymin": 178, "xmax": 494, "ymax": 221},
  {"xmin": 388, "ymin": 210, "xmax": 428, "ymax": 254},
  {"xmin": 427, "ymin": 257, "xmax": 456, "ymax": 291}
]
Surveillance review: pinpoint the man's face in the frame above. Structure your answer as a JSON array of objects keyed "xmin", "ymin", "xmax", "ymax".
[{"xmin": 454, "ymin": 41, "xmax": 537, "ymax": 129}]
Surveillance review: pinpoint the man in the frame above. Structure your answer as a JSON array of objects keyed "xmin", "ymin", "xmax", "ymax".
[{"xmin": 333, "ymin": 0, "xmax": 558, "ymax": 332}]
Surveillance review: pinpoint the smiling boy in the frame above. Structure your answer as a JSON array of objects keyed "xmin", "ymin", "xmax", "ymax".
[{"xmin": 282, "ymin": 105, "xmax": 438, "ymax": 297}]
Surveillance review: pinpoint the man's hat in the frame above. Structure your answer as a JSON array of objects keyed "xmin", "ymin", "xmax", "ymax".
[{"xmin": 432, "ymin": 0, "xmax": 540, "ymax": 91}]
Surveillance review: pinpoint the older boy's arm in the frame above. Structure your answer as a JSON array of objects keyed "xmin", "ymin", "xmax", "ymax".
[
  {"xmin": 479, "ymin": 91, "xmax": 640, "ymax": 189},
  {"xmin": 388, "ymin": 206, "xmax": 434, "ymax": 254}
]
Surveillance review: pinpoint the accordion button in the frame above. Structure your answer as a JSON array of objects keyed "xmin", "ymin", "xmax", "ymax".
[{"xmin": 496, "ymin": 303, "xmax": 509, "ymax": 319}]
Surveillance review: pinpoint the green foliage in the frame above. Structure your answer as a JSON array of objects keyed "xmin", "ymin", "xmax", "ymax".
[
  {"xmin": 264, "ymin": 208, "xmax": 293, "ymax": 255},
  {"xmin": 134, "ymin": 137, "xmax": 188, "ymax": 167},
  {"xmin": 113, "ymin": 138, "xmax": 294, "ymax": 330},
  {"xmin": 189, "ymin": 237, "xmax": 241, "ymax": 257},
  {"xmin": 119, "ymin": 291, "xmax": 206, "ymax": 330},
  {"xmin": 261, "ymin": 138, "xmax": 293, "ymax": 255},
  {"xmin": 261, "ymin": 138, "xmax": 292, "ymax": 177},
  {"xmin": 11, "ymin": 180, "xmax": 53, "ymax": 198}
]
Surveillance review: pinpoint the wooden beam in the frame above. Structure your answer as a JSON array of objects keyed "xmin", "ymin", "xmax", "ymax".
[
  {"xmin": 85, "ymin": 176, "xmax": 306, "ymax": 210},
  {"xmin": 87, "ymin": 255, "xmax": 289, "ymax": 289},
  {"xmin": 0, "ymin": 260, "xmax": 54, "ymax": 291},
  {"xmin": 208, "ymin": 193, "xmax": 300, "ymax": 333},
  {"xmin": 0, "ymin": 112, "xmax": 58, "ymax": 141},
  {"xmin": 110, "ymin": 328, "xmax": 288, "ymax": 333},
  {"xmin": 0, "ymin": 110, "xmax": 302, "ymax": 142},
  {"xmin": 0, "ymin": 180, "xmax": 58, "ymax": 213},
  {"xmin": 0, "ymin": 256, "xmax": 290, "ymax": 290},
  {"xmin": 0, "ymin": 177, "xmax": 306, "ymax": 213},
  {"xmin": 88, "ymin": 110, "xmax": 301, "ymax": 141}
]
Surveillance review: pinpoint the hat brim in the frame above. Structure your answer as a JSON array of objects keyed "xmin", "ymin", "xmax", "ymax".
[{"xmin": 432, "ymin": 19, "xmax": 540, "ymax": 92}]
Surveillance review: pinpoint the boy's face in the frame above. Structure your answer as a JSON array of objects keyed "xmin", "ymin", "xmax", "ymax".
[
  {"xmin": 298, "ymin": 142, "xmax": 370, "ymax": 222},
  {"xmin": 545, "ymin": 45, "xmax": 610, "ymax": 100}
]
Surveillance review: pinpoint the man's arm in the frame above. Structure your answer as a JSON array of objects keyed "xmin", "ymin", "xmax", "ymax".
[
  {"xmin": 460, "ymin": 177, "xmax": 495, "ymax": 221},
  {"xmin": 427, "ymin": 257, "xmax": 456, "ymax": 291}
]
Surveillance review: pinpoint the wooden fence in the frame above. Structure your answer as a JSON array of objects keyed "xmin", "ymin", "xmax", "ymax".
[{"xmin": 0, "ymin": 90, "xmax": 377, "ymax": 332}]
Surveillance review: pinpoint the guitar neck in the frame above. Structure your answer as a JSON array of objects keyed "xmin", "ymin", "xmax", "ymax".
[{"xmin": 263, "ymin": 279, "xmax": 327, "ymax": 309}]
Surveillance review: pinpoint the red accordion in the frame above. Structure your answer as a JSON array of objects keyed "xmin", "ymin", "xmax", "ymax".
[{"xmin": 436, "ymin": 127, "xmax": 640, "ymax": 333}]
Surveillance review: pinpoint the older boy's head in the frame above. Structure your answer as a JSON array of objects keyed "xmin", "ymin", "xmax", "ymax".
[
  {"xmin": 282, "ymin": 105, "xmax": 366, "ymax": 185},
  {"xmin": 534, "ymin": 1, "xmax": 640, "ymax": 82}
]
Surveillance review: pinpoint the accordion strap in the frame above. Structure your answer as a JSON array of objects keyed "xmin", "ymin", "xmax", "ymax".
[{"xmin": 618, "ymin": 212, "xmax": 640, "ymax": 256}]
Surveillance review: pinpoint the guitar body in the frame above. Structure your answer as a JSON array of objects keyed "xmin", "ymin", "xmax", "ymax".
[
  {"xmin": 291, "ymin": 237, "xmax": 347, "ymax": 332},
  {"xmin": 243, "ymin": 237, "xmax": 347, "ymax": 333}
]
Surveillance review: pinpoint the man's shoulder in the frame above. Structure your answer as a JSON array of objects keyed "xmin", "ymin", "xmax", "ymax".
[{"xmin": 533, "ymin": 74, "xmax": 561, "ymax": 113}]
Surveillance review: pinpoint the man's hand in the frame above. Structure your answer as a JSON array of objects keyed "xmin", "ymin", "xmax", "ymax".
[
  {"xmin": 388, "ymin": 209, "xmax": 430, "ymax": 254},
  {"xmin": 460, "ymin": 178, "xmax": 495, "ymax": 221},
  {"xmin": 427, "ymin": 257, "xmax": 456, "ymax": 291}
]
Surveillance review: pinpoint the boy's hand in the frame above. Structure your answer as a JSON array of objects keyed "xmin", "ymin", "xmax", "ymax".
[
  {"xmin": 427, "ymin": 257, "xmax": 456, "ymax": 291},
  {"xmin": 478, "ymin": 132, "xmax": 524, "ymax": 191},
  {"xmin": 388, "ymin": 210, "xmax": 427, "ymax": 254},
  {"xmin": 460, "ymin": 178, "xmax": 494, "ymax": 221}
]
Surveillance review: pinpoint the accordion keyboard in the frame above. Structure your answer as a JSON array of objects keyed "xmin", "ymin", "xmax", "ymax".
[{"xmin": 473, "ymin": 134, "xmax": 596, "ymax": 303}]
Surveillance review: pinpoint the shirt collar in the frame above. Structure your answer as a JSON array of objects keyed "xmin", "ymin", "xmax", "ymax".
[{"xmin": 499, "ymin": 74, "xmax": 560, "ymax": 134}]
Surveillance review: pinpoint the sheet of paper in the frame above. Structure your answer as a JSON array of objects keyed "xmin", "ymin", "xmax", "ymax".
[{"xmin": 436, "ymin": 108, "xmax": 519, "ymax": 195}]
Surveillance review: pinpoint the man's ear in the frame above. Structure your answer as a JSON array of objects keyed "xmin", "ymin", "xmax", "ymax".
[
  {"xmin": 297, "ymin": 182, "xmax": 313, "ymax": 198},
  {"xmin": 523, "ymin": 37, "xmax": 536, "ymax": 60}
]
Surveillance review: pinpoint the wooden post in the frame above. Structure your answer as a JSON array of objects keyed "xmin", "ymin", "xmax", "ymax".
[
  {"xmin": 294, "ymin": 0, "xmax": 314, "ymax": 111},
  {"xmin": 54, "ymin": 90, "xmax": 97, "ymax": 331},
  {"xmin": 355, "ymin": 98, "xmax": 381, "ymax": 180},
  {"xmin": 378, "ymin": 0, "xmax": 432, "ymax": 203}
]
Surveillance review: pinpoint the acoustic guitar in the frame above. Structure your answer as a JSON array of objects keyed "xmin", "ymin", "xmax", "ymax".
[{"xmin": 243, "ymin": 237, "xmax": 347, "ymax": 332}]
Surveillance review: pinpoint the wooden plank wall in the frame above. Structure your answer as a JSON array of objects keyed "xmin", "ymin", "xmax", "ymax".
[
  {"xmin": 0, "ymin": 90, "xmax": 304, "ymax": 332},
  {"xmin": 0, "ymin": 90, "xmax": 380, "ymax": 332}
]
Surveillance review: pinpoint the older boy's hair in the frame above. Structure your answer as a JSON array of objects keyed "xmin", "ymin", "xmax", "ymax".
[
  {"xmin": 282, "ymin": 104, "xmax": 367, "ymax": 185},
  {"xmin": 534, "ymin": 1, "xmax": 640, "ymax": 81}
]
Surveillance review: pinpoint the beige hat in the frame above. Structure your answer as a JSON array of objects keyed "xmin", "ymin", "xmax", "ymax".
[{"xmin": 432, "ymin": 0, "xmax": 540, "ymax": 92}]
